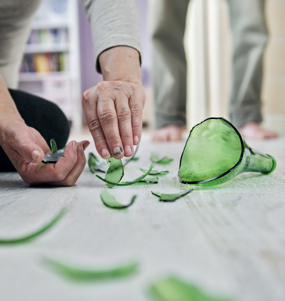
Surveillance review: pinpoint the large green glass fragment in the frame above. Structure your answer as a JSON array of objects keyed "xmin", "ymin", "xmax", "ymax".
[
  {"xmin": 179, "ymin": 118, "xmax": 276, "ymax": 186},
  {"xmin": 100, "ymin": 190, "xmax": 136, "ymax": 209},
  {"xmin": 44, "ymin": 257, "xmax": 139, "ymax": 281},
  {"xmin": 149, "ymin": 276, "xmax": 231, "ymax": 301},
  {"xmin": 105, "ymin": 157, "xmax": 124, "ymax": 188},
  {"xmin": 0, "ymin": 208, "xmax": 66, "ymax": 245}
]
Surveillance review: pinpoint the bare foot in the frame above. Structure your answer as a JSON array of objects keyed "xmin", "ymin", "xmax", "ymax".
[
  {"xmin": 238, "ymin": 122, "xmax": 278, "ymax": 139},
  {"xmin": 153, "ymin": 125, "xmax": 185, "ymax": 142}
]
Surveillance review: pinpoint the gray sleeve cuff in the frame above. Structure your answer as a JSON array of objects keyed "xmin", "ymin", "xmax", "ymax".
[{"xmin": 80, "ymin": 0, "xmax": 143, "ymax": 73}]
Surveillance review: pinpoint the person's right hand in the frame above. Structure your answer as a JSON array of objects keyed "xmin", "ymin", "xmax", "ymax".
[{"xmin": 0, "ymin": 120, "xmax": 89, "ymax": 186}]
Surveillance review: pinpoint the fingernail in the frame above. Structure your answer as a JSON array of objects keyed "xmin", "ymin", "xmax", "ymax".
[
  {"xmin": 125, "ymin": 145, "xmax": 132, "ymax": 156},
  {"xmin": 72, "ymin": 141, "xmax": 77, "ymax": 151},
  {"xmin": 102, "ymin": 148, "xmax": 110, "ymax": 159},
  {"xmin": 134, "ymin": 135, "xmax": 139, "ymax": 145},
  {"xmin": 78, "ymin": 142, "xmax": 83, "ymax": 151},
  {"xmin": 113, "ymin": 147, "xmax": 122, "ymax": 157},
  {"xmin": 32, "ymin": 150, "xmax": 40, "ymax": 161}
]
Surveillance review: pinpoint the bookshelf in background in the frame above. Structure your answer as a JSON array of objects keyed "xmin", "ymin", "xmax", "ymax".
[{"xmin": 19, "ymin": 0, "xmax": 82, "ymax": 132}]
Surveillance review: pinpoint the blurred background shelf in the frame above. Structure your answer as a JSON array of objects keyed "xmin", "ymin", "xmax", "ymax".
[
  {"xmin": 18, "ymin": 0, "xmax": 82, "ymax": 132},
  {"xmin": 24, "ymin": 44, "xmax": 70, "ymax": 54},
  {"xmin": 19, "ymin": 72, "xmax": 70, "ymax": 82}
]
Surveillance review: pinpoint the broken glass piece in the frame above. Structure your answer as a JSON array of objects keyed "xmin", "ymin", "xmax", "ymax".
[
  {"xmin": 140, "ymin": 169, "xmax": 169, "ymax": 176},
  {"xmin": 96, "ymin": 163, "xmax": 155, "ymax": 187},
  {"xmin": 105, "ymin": 157, "xmax": 124, "ymax": 188},
  {"xmin": 151, "ymin": 190, "xmax": 192, "ymax": 202},
  {"xmin": 42, "ymin": 150, "xmax": 64, "ymax": 164},
  {"xmin": 88, "ymin": 153, "xmax": 106, "ymax": 173},
  {"xmin": 0, "ymin": 208, "xmax": 66, "ymax": 245},
  {"xmin": 149, "ymin": 276, "xmax": 231, "ymax": 301},
  {"xmin": 50, "ymin": 139, "xmax": 57, "ymax": 154},
  {"xmin": 44, "ymin": 257, "xmax": 139, "ymax": 281},
  {"xmin": 123, "ymin": 145, "xmax": 139, "ymax": 167},
  {"xmin": 179, "ymin": 117, "xmax": 277, "ymax": 187},
  {"xmin": 151, "ymin": 152, "xmax": 173, "ymax": 165},
  {"xmin": 139, "ymin": 177, "xmax": 159, "ymax": 184},
  {"xmin": 100, "ymin": 190, "xmax": 136, "ymax": 209},
  {"xmin": 42, "ymin": 138, "xmax": 64, "ymax": 164}
]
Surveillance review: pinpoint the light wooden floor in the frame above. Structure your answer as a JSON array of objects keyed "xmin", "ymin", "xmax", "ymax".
[{"xmin": 0, "ymin": 131, "xmax": 285, "ymax": 301}]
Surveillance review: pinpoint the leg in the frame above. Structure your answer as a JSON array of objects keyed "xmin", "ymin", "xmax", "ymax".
[
  {"xmin": 227, "ymin": 0, "xmax": 277, "ymax": 139},
  {"xmin": 150, "ymin": 0, "xmax": 190, "ymax": 141},
  {"xmin": 0, "ymin": 90, "xmax": 70, "ymax": 171}
]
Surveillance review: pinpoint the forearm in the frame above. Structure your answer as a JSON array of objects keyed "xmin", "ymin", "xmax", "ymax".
[
  {"xmin": 99, "ymin": 46, "xmax": 142, "ymax": 84},
  {"xmin": 0, "ymin": 75, "xmax": 23, "ymax": 125}
]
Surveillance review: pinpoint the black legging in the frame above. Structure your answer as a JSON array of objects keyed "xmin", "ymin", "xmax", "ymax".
[{"xmin": 0, "ymin": 89, "xmax": 70, "ymax": 171}]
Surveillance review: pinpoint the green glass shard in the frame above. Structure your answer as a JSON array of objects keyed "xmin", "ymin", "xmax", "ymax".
[
  {"xmin": 149, "ymin": 276, "xmax": 231, "ymax": 301},
  {"xmin": 124, "ymin": 145, "xmax": 139, "ymax": 167},
  {"xmin": 105, "ymin": 157, "xmax": 124, "ymax": 188},
  {"xmin": 151, "ymin": 153, "xmax": 173, "ymax": 165},
  {"xmin": 0, "ymin": 208, "xmax": 66, "ymax": 245},
  {"xmin": 139, "ymin": 177, "xmax": 159, "ymax": 184},
  {"xmin": 88, "ymin": 153, "xmax": 106, "ymax": 173},
  {"xmin": 42, "ymin": 139, "xmax": 65, "ymax": 164},
  {"xmin": 100, "ymin": 190, "xmax": 136, "ymax": 209},
  {"xmin": 44, "ymin": 257, "xmax": 139, "ymax": 281},
  {"xmin": 140, "ymin": 169, "xmax": 169, "ymax": 176},
  {"xmin": 50, "ymin": 139, "xmax": 57, "ymax": 154},
  {"xmin": 151, "ymin": 190, "xmax": 192, "ymax": 202},
  {"xmin": 179, "ymin": 118, "xmax": 276, "ymax": 187},
  {"xmin": 97, "ymin": 163, "xmax": 155, "ymax": 187}
]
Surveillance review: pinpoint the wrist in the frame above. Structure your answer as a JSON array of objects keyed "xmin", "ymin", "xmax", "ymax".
[
  {"xmin": 0, "ymin": 117, "xmax": 25, "ymax": 144},
  {"xmin": 99, "ymin": 46, "xmax": 142, "ymax": 84}
]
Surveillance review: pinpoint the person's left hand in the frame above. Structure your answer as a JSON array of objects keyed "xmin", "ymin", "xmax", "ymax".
[
  {"xmin": 82, "ymin": 80, "xmax": 145, "ymax": 160},
  {"xmin": 82, "ymin": 46, "xmax": 145, "ymax": 161}
]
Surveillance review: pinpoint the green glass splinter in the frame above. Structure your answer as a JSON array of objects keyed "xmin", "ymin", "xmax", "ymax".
[
  {"xmin": 0, "ymin": 208, "xmax": 66, "ymax": 245},
  {"xmin": 50, "ymin": 139, "xmax": 57, "ymax": 154},
  {"xmin": 44, "ymin": 257, "xmax": 139, "ymax": 281},
  {"xmin": 179, "ymin": 118, "xmax": 276, "ymax": 187},
  {"xmin": 151, "ymin": 190, "xmax": 193, "ymax": 202},
  {"xmin": 149, "ymin": 276, "xmax": 231, "ymax": 301},
  {"xmin": 100, "ymin": 190, "xmax": 136, "ymax": 209},
  {"xmin": 151, "ymin": 153, "xmax": 173, "ymax": 165},
  {"xmin": 88, "ymin": 153, "xmax": 106, "ymax": 173}
]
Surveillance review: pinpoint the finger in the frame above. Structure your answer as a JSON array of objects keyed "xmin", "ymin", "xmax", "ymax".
[
  {"xmin": 82, "ymin": 91, "xmax": 111, "ymax": 159},
  {"xmin": 53, "ymin": 141, "xmax": 87, "ymax": 186},
  {"xmin": 97, "ymin": 95, "xmax": 124, "ymax": 159},
  {"xmin": 129, "ymin": 88, "xmax": 145, "ymax": 145},
  {"xmin": 81, "ymin": 140, "xmax": 90, "ymax": 151},
  {"xmin": 14, "ymin": 136, "xmax": 45, "ymax": 163},
  {"xmin": 30, "ymin": 128, "xmax": 50, "ymax": 153},
  {"xmin": 115, "ymin": 94, "xmax": 133, "ymax": 157}
]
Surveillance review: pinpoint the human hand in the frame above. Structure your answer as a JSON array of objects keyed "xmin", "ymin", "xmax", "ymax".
[
  {"xmin": 82, "ymin": 80, "xmax": 145, "ymax": 160},
  {"xmin": 0, "ymin": 120, "xmax": 89, "ymax": 186}
]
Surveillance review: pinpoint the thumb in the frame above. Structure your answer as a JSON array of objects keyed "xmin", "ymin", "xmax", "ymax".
[{"xmin": 17, "ymin": 142, "xmax": 45, "ymax": 163}]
